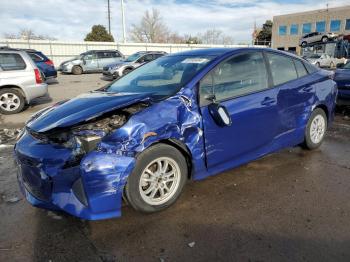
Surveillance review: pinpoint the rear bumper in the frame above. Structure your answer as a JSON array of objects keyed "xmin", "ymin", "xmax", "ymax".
[
  {"xmin": 14, "ymin": 132, "xmax": 136, "ymax": 220},
  {"xmin": 24, "ymin": 83, "xmax": 48, "ymax": 103}
]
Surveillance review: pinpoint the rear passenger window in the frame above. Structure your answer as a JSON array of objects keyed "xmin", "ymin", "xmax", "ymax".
[
  {"xmin": 0, "ymin": 53, "xmax": 26, "ymax": 71},
  {"xmin": 294, "ymin": 59, "xmax": 308, "ymax": 77},
  {"xmin": 28, "ymin": 53, "xmax": 44, "ymax": 62},
  {"xmin": 200, "ymin": 52, "xmax": 268, "ymax": 105},
  {"xmin": 267, "ymin": 53, "xmax": 298, "ymax": 86}
]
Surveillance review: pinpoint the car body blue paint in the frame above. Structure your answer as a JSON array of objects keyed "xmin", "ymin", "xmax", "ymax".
[
  {"xmin": 14, "ymin": 48, "xmax": 337, "ymax": 220},
  {"xmin": 334, "ymin": 66, "xmax": 350, "ymax": 105},
  {"xmin": 30, "ymin": 51, "xmax": 58, "ymax": 79}
]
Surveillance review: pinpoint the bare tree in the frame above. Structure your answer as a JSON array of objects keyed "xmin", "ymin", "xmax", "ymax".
[
  {"xmin": 3, "ymin": 29, "xmax": 56, "ymax": 40},
  {"xmin": 130, "ymin": 8, "xmax": 170, "ymax": 43},
  {"xmin": 197, "ymin": 29, "xmax": 234, "ymax": 45}
]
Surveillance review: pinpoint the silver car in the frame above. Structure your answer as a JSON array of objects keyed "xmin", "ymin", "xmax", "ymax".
[
  {"xmin": 0, "ymin": 49, "xmax": 48, "ymax": 114},
  {"xmin": 102, "ymin": 51, "xmax": 166, "ymax": 79},
  {"xmin": 305, "ymin": 53, "xmax": 342, "ymax": 68},
  {"xmin": 299, "ymin": 32, "xmax": 338, "ymax": 47},
  {"xmin": 59, "ymin": 50, "xmax": 124, "ymax": 75}
]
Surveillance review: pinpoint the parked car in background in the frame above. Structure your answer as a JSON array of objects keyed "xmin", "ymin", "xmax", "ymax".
[
  {"xmin": 0, "ymin": 47, "xmax": 57, "ymax": 80},
  {"xmin": 0, "ymin": 50, "xmax": 47, "ymax": 114},
  {"xmin": 58, "ymin": 50, "xmax": 124, "ymax": 75},
  {"xmin": 299, "ymin": 32, "xmax": 338, "ymax": 47},
  {"xmin": 335, "ymin": 62, "xmax": 350, "ymax": 105},
  {"xmin": 15, "ymin": 48, "xmax": 337, "ymax": 220},
  {"xmin": 102, "ymin": 51, "xmax": 167, "ymax": 79},
  {"xmin": 305, "ymin": 53, "xmax": 342, "ymax": 68},
  {"xmin": 25, "ymin": 49, "xmax": 57, "ymax": 79}
]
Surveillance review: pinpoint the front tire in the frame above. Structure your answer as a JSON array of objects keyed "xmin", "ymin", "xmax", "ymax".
[
  {"xmin": 0, "ymin": 88, "xmax": 25, "ymax": 114},
  {"xmin": 303, "ymin": 108, "xmax": 327, "ymax": 150},
  {"xmin": 322, "ymin": 36, "xmax": 329, "ymax": 43},
  {"xmin": 72, "ymin": 65, "xmax": 83, "ymax": 75},
  {"xmin": 125, "ymin": 144, "xmax": 188, "ymax": 213}
]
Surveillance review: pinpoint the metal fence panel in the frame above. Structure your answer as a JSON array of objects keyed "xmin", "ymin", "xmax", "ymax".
[{"xmin": 0, "ymin": 39, "xmax": 266, "ymax": 66}]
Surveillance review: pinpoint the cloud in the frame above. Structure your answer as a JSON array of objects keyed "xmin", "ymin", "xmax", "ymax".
[{"xmin": 0, "ymin": 0, "xmax": 349, "ymax": 43}]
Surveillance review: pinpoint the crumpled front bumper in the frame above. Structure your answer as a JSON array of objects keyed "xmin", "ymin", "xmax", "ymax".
[{"xmin": 14, "ymin": 133, "xmax": 135, "ymax": 220}]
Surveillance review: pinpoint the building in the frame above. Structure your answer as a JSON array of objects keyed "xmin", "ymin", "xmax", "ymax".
[{"xmin": 272, "ymin": 5, "xmax": 350, "ymax": 54}]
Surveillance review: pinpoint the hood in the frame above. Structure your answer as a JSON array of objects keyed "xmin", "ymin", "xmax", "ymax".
[{"xmin": 27, "ymin": 91, "xmax": 152, "ymax": 133}]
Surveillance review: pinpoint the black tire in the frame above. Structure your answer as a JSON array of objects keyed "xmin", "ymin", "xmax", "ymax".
[
  {"xmin": 125, "ymin": 144, "xmax": 188, "ymax": 213},
  {"xmin": 301, "ymin": 41, "xmax": 307, "ymax": 47},
  {"xmin": 123, "ymin": 68, "xmax": 132, "ymax": 75},
  {"xmin": 0, "ymin": 88, "xmax": 25, "ymax": 115},
  {"xmin": 303, "ymin": 108, "xmax": 327, "ymax": 150},
  {"xmin": 72, "ymin": 65, "xmax": 83, "ymax": 75},
  {"xmin": 322, "ymin": 36, "xmax": 328, "ymax": 43}
]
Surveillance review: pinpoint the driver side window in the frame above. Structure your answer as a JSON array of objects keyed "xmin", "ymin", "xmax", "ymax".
[{"xmin": 199, "ymin": 52, "xmax": 269, "ymax": 106}]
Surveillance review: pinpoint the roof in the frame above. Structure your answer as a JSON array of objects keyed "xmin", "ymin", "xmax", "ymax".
[
  {"xmin": 167, "ymin": 48, "xmax": 240, "ymax": 57},
  {"xmin": 273, "ymin": 5, "xmax": 350, "ymax": 19}
]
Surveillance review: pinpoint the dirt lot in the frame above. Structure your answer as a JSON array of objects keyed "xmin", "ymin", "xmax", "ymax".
[{"xmin": 0, "ymin": 74, "xmax": 350, "ymax": 262}]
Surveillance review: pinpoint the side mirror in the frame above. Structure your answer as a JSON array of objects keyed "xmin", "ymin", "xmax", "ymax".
[{"xmin": 208, "ymin": 103, "xmax": 232, "ymax": 127}]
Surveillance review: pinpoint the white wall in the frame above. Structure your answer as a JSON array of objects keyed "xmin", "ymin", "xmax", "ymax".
[{"xmin": 0, "ymin": 39, "xmax": 265, "ymax": 66}]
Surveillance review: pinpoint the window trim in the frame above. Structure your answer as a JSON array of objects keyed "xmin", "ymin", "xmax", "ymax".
[
  {"xmin": 198, "ymin": 50, "xmax": 271, "ymax": 107},
  {"xmin": 0, "ymin": 52, "xmax": 27, "ymax": 71},
  {"xmin": 292, "ymin": 58, "xmax": 309, "ymax": 79}
]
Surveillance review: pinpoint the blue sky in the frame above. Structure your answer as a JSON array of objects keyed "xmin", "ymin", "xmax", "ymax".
[{"xmin": 0, "ymin": 0, "xmax": 349, "ymax": 43}]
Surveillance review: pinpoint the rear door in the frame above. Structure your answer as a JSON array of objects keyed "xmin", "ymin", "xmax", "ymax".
[
  {"xmin": 200, "ymin": 51, "xmax": 280, "ymax": 169},
  {"xmin": 266, "ymin": 52, "xmax": 315, "ymax": 141}
]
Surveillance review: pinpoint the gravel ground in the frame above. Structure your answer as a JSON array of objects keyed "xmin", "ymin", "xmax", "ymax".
[{"xmin": 1, "ymin": 73, "xmax": 350, "ymax": 261}]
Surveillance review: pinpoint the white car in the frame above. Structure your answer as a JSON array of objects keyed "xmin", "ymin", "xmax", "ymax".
[
  {"xmin": 305, "ymin": 53, "xmax": 342, "ymax": 68},
  {"xmin": 299, "ymin": 32, "xmax": 338, "ymax": 47},
  {"xmin": 0, "ymin": 49, "xmax": 48, "ymax": 114}
]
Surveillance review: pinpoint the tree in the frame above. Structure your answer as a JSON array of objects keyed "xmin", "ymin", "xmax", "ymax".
[
  {"xmin": 256, "ymin": 20, "xmax": 273, "ymax": 44},
  {"xmin": 130, "ymin": 8, "xmax": 169, "ymax": 43},
  {"xmin": 84, "ymin": 25, "xmax": 114, "ymax": 42},
  {"xmin": 197, "ymin": 29, "xmax": 234, "ymax": 45},
  {"xmin": 4, "ymin": 29, "xmax": 56, "ymax": 40}
]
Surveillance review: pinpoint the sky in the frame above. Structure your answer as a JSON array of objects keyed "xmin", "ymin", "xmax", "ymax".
[{"xmin": 0, "ymin": 0, "xmax": 349, "ymax": 43}]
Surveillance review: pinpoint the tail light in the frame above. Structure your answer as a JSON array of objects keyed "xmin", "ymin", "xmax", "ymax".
[
  {"xmin": 34, "ymin": 69, "xmax": 43, "ymax": 84},
  {"xmin": 44, "ymin": 60, "xmax": 54, "ymax": 66}
]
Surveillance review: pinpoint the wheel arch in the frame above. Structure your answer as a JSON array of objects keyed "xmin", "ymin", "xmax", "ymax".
[
  {"xmin": 0, "ymin": 85, "xmax": 27, "ymax": 102},
  {"xmin": 144, "ymin": 139, "xmax": 193, "ymax": 180},
  {"xmin": 314, "ymin": 104, "xmax": 329, "ymax": 121}
]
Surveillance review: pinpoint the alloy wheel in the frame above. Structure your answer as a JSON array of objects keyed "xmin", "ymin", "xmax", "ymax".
[{"xmin": 139, "ymin": 157, "xmax": 181, "ymax": 206}]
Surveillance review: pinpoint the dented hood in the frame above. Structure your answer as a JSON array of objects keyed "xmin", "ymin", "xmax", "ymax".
[{"xmin": 27, "ymin": 91, "xmax": 152, "ymax": 133}]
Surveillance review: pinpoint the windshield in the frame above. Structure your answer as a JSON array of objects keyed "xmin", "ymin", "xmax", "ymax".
[
  {"xmin": 105, "ymin": 55, "xmax": 214, "ymax": 97},
  {"xmin": 125, "ymin": 53, "xmax": 143, "ymax": 62}
]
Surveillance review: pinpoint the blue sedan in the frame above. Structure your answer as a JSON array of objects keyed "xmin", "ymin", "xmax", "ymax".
[
  {"xmin": 335, "ymin": 62, "xmax": 350, "ymax": 105},
  {"xmin": 14, "ymin": 48, "xmax": 337, "ymax": 220}
]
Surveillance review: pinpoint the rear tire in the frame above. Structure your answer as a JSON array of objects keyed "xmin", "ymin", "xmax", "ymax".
[
  {"xmin": 301, "ymin": 41, "xmax": 307, "ymax": 47},
  {"xmin": 303, "ymin": 108, "xmax": 327, "ymax": 150},
  {"xmin": 0, "ymin": 88, "xmax": 25, "ymax": 115},
  {"xmin": 125, "ymin": 144, "xmax": 188, "ymax": 213},
  {"xmin": 322, "ymin": 36, "xmax": 329, "ymax": 43},
  {"xmin": 72, "ymin": 65, "xmax": 83, "ymax": 75}
]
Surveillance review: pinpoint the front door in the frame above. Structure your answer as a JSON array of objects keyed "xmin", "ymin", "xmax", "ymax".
[
  {"xmin": 83, "ymin": 53, "xmax": 98, "ymax": 71},
  {"xmin": 199, "ymin": 51, "xmax": 279, "ymax": 170}
]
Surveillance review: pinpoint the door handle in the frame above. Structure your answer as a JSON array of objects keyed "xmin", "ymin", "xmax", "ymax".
[{"xmin": 261, "ymin": 97, "xmax": 276, "ymax": 106}]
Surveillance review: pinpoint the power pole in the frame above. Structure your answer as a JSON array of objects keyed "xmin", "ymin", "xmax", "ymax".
[
  {"xmin": 121, "ymin": 0, "xmax": 126, "ymax": 43},
  {"xmin": 107, "ymin": 0, "xmax": 111, "ymax": 35}
]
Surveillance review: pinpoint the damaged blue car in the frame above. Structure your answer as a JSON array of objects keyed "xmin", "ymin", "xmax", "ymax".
[{"xmin": 14, "ymin": 48, "xmax": 337, "ymax": 220}]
